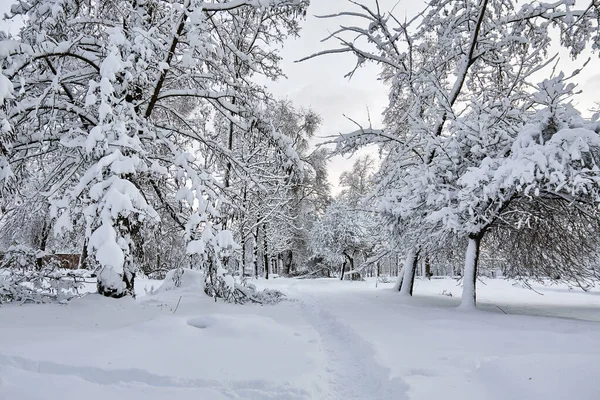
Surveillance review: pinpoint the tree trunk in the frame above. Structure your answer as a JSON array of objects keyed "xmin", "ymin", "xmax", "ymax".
[
  {"xmin": 349, "ymin": 257, "xmax": 360, "ymax": 280},
  {"xmin": 399, "ymin": 248, "xmax": 420, "ymax": 296},
  {"xmin": 278, "ymin": 254, "xmax": 283, "ymax": 275},
  {"xmin": 35, "ymin": 217, "xmax": 50, "ymax": 270},
  {"xmin": 123, "ymin": 267, "xmax": 135, "ymax": 296},
  {"xmin": 253, "ymin": 218, "xmax": 263, "ymax": 279},
  {"xmin": 342, "ymin": 252, "xmax": 356, "ymax": 280},
  {"xmin": 282, "ymin": 250, "xmax": 292, "ymax": 275},
  {"xmin": 253, "ymin": 235, "xmax": 259, "ymax": 279},
  {"xmin": 239, "ymin": 187, "xmax": 247, "ymax": 278},
  {"xmin": 264, "ymin": 253, "xmax": 269, "ymax": 279},
  {"xmin": 263, "ymin": 224, "xmax": 269, "ymax": 279},
  {"xmin": 394, "ymin": 266, "xmax": 405, "ymax": 291},
  {"xmin": 459, "ymin": 232, "xmax": 483, "ymax": 310},
  {"xmin": 79, "ymin": 238, "xmax": 88, "ymax": 270},
  {"xmin": 224, "ymin": 95, "xmax": 236, "ymax": 187},
  {"xmin": 240, "ymin": 228, "xmax": 246, "ymax": 278},
  {"xmin": 425, "ymin": 256, "xmax": 432, "ymax": 280},
  {"xmin": 340, "ymin": 261, "xmax": 346, "ymax": 281}
]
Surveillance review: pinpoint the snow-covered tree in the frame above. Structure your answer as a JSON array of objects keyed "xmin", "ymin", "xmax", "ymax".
[
  {"xmin": 302, "ymin": 0, "xmax": 600, "ymax": 307},
  {"xmin": 309, "ymin": 197, "xmax": 373, "ymax": 280},
  {"xmin": 0, "ymin": 0, "xmax": 309, "ymax": 301},
  {"xmin": 214, "ymin": 97, "xmax": 325, "ymax": 279},
  {"xmin": 457, "ymin": 74, "xmax": 600, "ymax": 292},
  {"xmin": 254, "ymin": 101, "xmax": 327, "ymax": 277},
  {"xmin": 339, "ymin": 154, "xmax": 375, "ymax": 206},
  {"xmin": 308, "ymin": 156, "xmax": 377, "ymax": 279}
]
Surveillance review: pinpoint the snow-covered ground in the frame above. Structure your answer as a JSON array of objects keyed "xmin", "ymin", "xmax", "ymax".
[{"xmin": 1, "ymin": 274, "xmax": 599, "ymax": 400}]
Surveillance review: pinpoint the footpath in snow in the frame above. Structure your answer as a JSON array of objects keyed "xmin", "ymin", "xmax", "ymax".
[
  {"xmin": 300, "ymin": 295, "xmax": 408, "ymax": 400},
  {"xmin": 1, "ymin": 275, "xmax": 599, "ymax": 400},
  {"xmin": 264, "ymin": 278, "xmax": 600, "ymax": 400}
]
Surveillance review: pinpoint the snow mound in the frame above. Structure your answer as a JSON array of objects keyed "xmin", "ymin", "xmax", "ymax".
[
  {"xmin": 186, "ymin": 313, "xmax": 296, "ymax": 338},
  {"xmin": 154, "ymin": 268, "xmax": 204, "ymax": 293}
]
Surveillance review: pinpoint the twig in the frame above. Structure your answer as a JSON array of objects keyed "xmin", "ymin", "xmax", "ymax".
[
  {"xmin": 495, "ymin": 305, "xmax": 508, "ymax": 314},
  {"xmin": 173, "ymin": 296, "xmax": 182, "ymax": 314}
]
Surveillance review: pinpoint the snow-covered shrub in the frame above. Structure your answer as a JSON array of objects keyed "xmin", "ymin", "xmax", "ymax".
[
  {"xmin": 96, "ymin": 266, "xmax": 128, "ymax": 299},
  {"xmin": 155, "ymin": 267, "xmax": 286, "ymax": 304},
  {"xmin": 155, "ymin": 267, "xmax": 206, "ymax": 294},
  {"xmin": 256, "ymin": 288, "xmax": 287, "ymax": 304},
  {"xmin": 232, "ymin": 283, "xmax": 287, "ymax": 305},
  {"xmin": 0, "ymin": 246, "xmax": 85, "ymax": 304}
]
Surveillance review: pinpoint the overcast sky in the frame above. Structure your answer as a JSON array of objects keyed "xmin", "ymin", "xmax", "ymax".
[
  {"xmin": 273, "ymin": 0, "xmax": 600, "ymax": 193},
  {"xmin": 2, "ymin": 0, "xmax": 600, "ymax": 194},
  {"xmin": 265, "ymin": 0, "xmax": 421, "ymax": 194}
]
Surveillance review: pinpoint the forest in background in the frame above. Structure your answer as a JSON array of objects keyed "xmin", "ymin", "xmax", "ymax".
[{"xmin": 1, "ymin": 0, "xmax": 600, "ymax": 309}]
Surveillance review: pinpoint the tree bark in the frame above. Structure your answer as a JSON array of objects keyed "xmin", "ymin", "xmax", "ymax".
[
  {"xmin": 35, "ymin": 217, "xmax": 50, "ymax": 270},
  {"xmin": 263, "ymin": 223, "xmax": 269, "ymax": 279},
  {"xmin": 342, "ymin": 252, "xmax": 354, "ymax": 280},
  {"xmin": 425, "ymin": 256, "xmax": 432, "ymax": 280},
  {"xmin": 399, "ymin": 248, "xmax": 420, "ymax": 296},
  {"xmin": 289, "ymin": 251, "xmax": 293, "ymax": 274},
  {"xmin": 224, "ymin": 96, "xmax": 236, "ymax": 188},
  {"xmin": 349, "ymin": 256, "xmax": 360, "ymax": 280},
  {"xmin": 282, "ymin": 250, "xmax": 292, "ymax": 275},
  {"xmin": 394, "ymin": 266, "xmax": 405, "ymax": 291},
  {"xmin": 240, "ymin": 227, "xmax": 245, "ymax": 278},
  {"xmin": 253, "ymin": 217, "xmax": 263, "ymax": 279},
  {"xmin": 459, "ymin": 232, "xmax": 484, "ymax": 310},
  {"xmin": 79, "ymin": 238, "xmax": 88, "ymax": 270},
  {"xmin": 239, "ymin": 187, "xmax": 247, "ymax": 278},
  {"xmin": 253, "ymin": 234, "xmax": 259, "ymax": 279},
  {"xmin": 278, "ymin": 254, "xmax": 283, "ymax": 276},
  {"xmin": 264, "ymin": 253, "xmax": 269, "ymax": 279}
]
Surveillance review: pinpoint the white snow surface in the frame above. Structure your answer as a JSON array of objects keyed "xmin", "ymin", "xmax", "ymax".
[{"xmin": 1, "ymin": 276, "xmax": 599, "ymax": 400}]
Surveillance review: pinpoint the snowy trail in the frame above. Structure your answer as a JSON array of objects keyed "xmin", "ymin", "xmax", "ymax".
[{"xmin": 300, "ymin": 296, "xmax": 409, "ymax": 400}]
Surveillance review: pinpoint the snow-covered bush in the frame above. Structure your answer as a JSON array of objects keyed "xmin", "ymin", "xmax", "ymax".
[
  {"xmin": 156, "ymin": 267, "xmax": 285, "ymax": 304},
  {"xmin": 239, "ymin": 284, "xmax": 287, "ymax": 305},
  {"xmin": 0, "ymin": 246, "xmax": 84, "ymax": 304},
  {"xmin": 154, "ymin": 267, "xmax": 205, "ymax": 294},
  {"xmin": 96, "ymin": 266, "xmax": 129, "ymax": 299}
]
